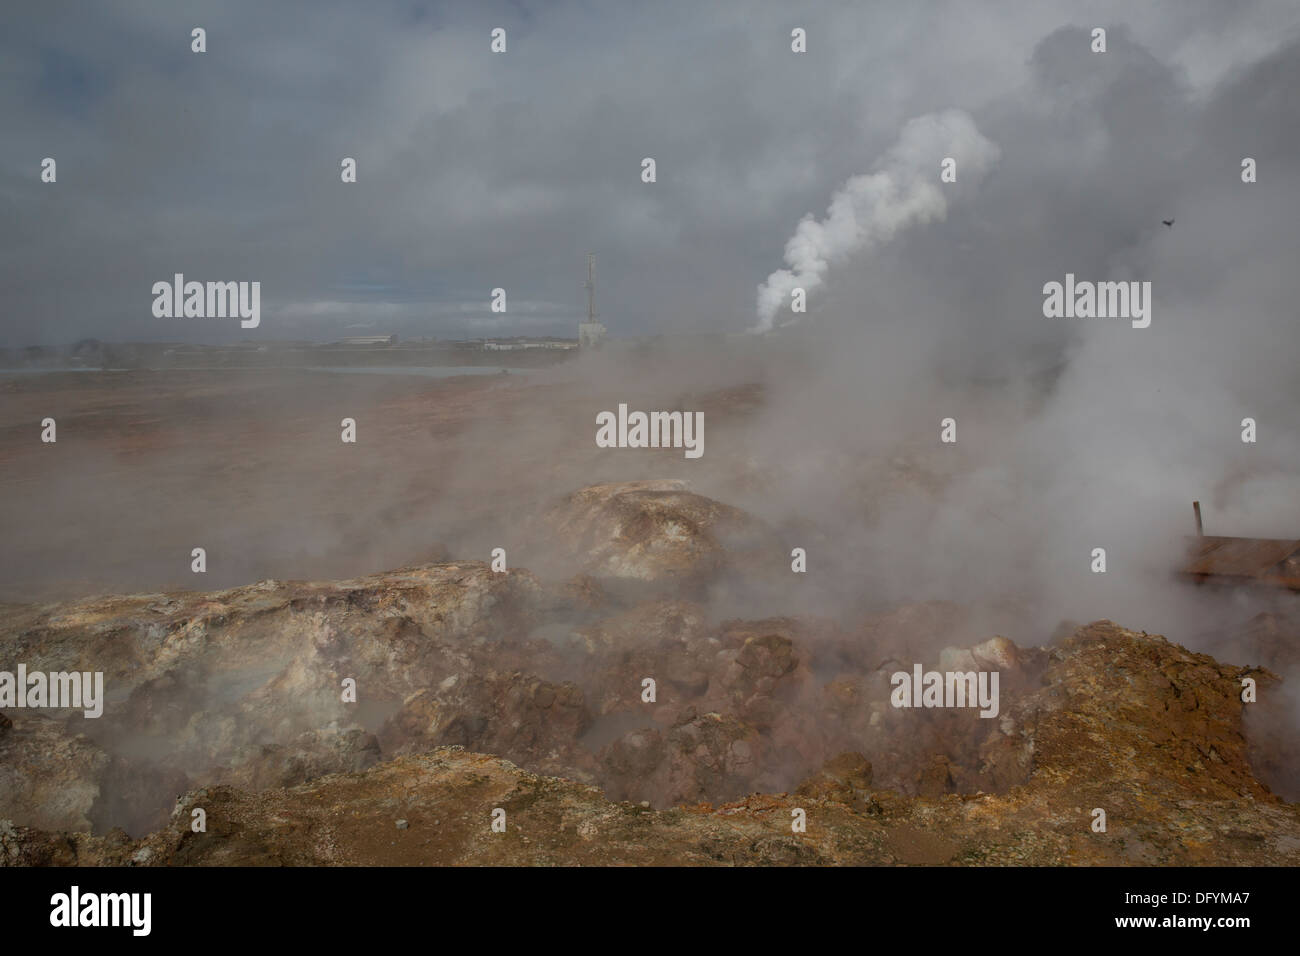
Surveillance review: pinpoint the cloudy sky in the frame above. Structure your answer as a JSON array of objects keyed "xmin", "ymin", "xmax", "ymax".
[{"xmin": 2, "ymin": 0, "xmax": 1298, "ymax": 346}]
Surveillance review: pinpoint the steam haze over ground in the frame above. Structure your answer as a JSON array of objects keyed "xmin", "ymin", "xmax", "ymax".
[{"xmin": 1, "ymin": 0, "xmax": 1296, "ymax": 608}]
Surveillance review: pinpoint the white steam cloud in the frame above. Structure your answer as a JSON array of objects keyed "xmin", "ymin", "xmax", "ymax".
[{"xmin": 754, "ymin": 109, "xmax": 1000, "ymax": 332}]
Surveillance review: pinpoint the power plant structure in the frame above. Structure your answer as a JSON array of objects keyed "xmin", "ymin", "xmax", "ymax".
[{"xmin": 578, "ymin": 253, "xmax": 607, "ymax": 349}]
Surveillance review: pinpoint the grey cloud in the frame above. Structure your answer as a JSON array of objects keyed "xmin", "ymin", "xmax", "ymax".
[{"xmin": 1, "ymin": 0, "xmax": 1298, "ymax": 346}]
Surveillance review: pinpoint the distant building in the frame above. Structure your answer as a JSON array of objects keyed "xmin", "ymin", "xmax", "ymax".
[
  {"xmin": 484, "ymin": 338, "xmax": 578, "ymax": 351},
  {"xmin": 339, "ymin": 335, "xmax": 398, "ymax": 346}
]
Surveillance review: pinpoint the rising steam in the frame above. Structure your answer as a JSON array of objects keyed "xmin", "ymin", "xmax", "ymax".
[{"xmin": 754, "ymin": 109, "xmax": 1000, "ymax": 332}]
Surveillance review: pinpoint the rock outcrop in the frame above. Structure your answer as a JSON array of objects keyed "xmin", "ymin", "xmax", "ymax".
[
  {"xmin": 537, "ymin": 480, "xmax": 779, "ymax": 593},
  {"xmin": 1, "ymin": 481, "xmax": 1296, "ymax": 865}
]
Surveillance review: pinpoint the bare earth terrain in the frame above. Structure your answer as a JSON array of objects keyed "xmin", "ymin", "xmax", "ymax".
[{"xmin": 1, "ymin": 369, "xmax": 1297, "ymax": 865}]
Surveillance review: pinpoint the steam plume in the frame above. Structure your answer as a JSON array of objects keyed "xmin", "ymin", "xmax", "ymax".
[{"xmin": 754, "ymin": 109, "xmax": 1000, "ymax": 331}]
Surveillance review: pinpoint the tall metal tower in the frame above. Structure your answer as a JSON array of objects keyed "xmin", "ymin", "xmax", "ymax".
[
  {"xmin": 584, "ymin": 253, "xmax": 598, "ymax": 324},
  {"xmin": 578, "ymin": 253, "xmax": 606, "ymax": 349}
]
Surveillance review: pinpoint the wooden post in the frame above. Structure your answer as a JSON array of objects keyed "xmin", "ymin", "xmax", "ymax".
[{"xmin": 1193, "ymin": 500, "xmax": 1203, "ymax": 536}]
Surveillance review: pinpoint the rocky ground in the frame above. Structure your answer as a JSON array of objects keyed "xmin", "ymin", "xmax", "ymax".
[{"xmin": 2, "ymin": 479, "xmax": 1298, "ymax": 865}]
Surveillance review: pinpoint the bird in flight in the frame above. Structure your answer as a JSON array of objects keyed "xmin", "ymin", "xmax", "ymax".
[{"xmin": 1162, "ymin": 218, "xmax": 1175, "ymax": 228}]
